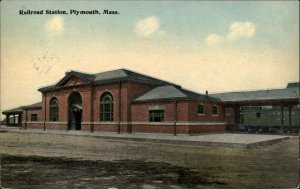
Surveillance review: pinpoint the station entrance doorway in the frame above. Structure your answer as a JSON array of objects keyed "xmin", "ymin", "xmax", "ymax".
[{"xmin": 68, "ymin": 92, "xmax": 82, "ymax": 130}]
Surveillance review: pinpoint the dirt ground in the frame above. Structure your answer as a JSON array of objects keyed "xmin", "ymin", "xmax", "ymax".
[{"xmin": 0, "ymin": 131, "xmax": 298, "ymax": 188}]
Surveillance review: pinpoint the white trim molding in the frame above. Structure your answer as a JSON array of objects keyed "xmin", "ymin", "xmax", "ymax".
[
  {"xmin": 81, "ymin": 121, "xmax": 226, "ymax": 126},
  {"xmin": 46, "ymin": 121, "xmax": 68, "ymax": 125},
  {"xmin": 22, "ymin": 121, "xmax": 68, "ymax": 125},
  {"xmin": 25, "ymin": 121, "xmax": 44, "ymax": 124},
  {"xmin": 130, "ymin": 121, "xmax": 174, "ymax": 125},
  {"xmin": 84, "ymin": 121, "xmax": 118, "ymax": 125},
  {"xmin": 38, "ymin": 121, "xmax": 226, "ymax": 126},
  {"xmin": 176, "ymin": 121, "xmax": 226, "ymax": 126}
]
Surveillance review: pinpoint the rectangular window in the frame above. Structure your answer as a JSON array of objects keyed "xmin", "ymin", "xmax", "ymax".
[
  {"xmin": 240, "ymin": 113, "xmax": 245, "ymax": 125},
  {"xmin": 256, "ymin": 112, "xmax": 260, "ymax": 118},
  {"xmin": 31, "ymin": 114, "xmax": 38, "ymax": 122},
  {"xmin": 149, "ymin": 110, "xmax": 164, "ymax": 122},
  {"xmin": 197, "ymin": 104, "xmax": 204, "ymax": 114},
  {"xmin": 212, "ymin": 105, "xmax": 218, "ymax": 115}
]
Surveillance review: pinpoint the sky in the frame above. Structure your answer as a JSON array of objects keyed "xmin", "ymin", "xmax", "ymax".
[{"xmin": 1, "ymin": 0, "xmax": 299, "ymax": 118}]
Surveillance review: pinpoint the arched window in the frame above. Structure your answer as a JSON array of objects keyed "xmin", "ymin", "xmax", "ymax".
[
  {"xmin": 100, "ymin": 92, "xmax": 114, "ymax": 121},
  {"xmin": 50, "ymin": 97, "xmax": 59, "ymax": 121}
]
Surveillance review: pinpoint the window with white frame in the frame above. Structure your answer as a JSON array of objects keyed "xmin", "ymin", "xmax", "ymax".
[
  {"xmin": 149, "ymin": 110, "xmax": 164, "ymax": 122},
  {"xmin": 100, "ymin": 92, "xmax": 114, "ymax": 122}
]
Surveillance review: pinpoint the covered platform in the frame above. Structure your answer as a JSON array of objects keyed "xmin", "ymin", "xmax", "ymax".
[
  {"xmin": 2, "ymin": 107, "xmax": 23, "ymax": 127},
  {"xmin": 211, "ymin": 82, "xmax": 299, "ymax": 133},
  {"xmin": 2, "ymin": 102, "xmax": 42, "ymax": 128}
]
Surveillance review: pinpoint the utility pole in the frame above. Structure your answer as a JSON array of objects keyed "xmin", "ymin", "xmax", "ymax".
[{"xmin": 174, "ymin": 101, "xmax": 177, "ymax": 136}]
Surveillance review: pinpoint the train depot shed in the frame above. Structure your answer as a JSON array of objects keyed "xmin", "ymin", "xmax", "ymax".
[
  {"xmin": 211, "ymin": 82, "xmax": 299, "ymax": 133},
  {"xmin": 2, "ymin": 107, "xmax": 23, "ymax": 127}
]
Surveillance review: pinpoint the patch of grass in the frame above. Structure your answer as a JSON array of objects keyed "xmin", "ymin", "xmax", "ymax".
[{"xmin": 1, "ymin": 155, "xmax": 226, "ymax": 188}]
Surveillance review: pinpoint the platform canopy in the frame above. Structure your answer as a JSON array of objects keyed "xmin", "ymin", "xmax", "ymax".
[
  {"xmin": 211, "ymin": 82, "xmax": 299, "ymax": 106},
  {"xmin": 2, "ymin": 107, "xmax": 23, "ymax": 115}
]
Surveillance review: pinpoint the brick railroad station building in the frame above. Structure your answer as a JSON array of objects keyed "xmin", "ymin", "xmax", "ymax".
[{"xmin": 4, "ymin": 69, "xmax": 225, "ymax": 134}]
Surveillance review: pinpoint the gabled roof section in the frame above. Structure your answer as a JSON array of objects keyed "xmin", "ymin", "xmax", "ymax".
[
  {"xmin": 93, "ymin": 69, "xmax": 128, "ymax": 81},
  {"xmin": 133, "ymin": 85, "xmax": 220, "ymax": 102},
  {"xmin": 124, "ymin": 69, "xmax": 176, "ymax": 86},
  {"xmin": 39, "ymin": 68, "xmax": 178, "ymax": 92},
  {"xmin": 93, "ymin": 69, "xmax": 177, "ymax": 86},
  {"xmin": 211, "ymin": 83, "xmax": 299, "ymax": 103},
  {"xmin": 38, "ymin": 84, "xmax": 56, "ymax": 92},
  {"xmin": 56, "ymin": 70, "xmax": 95, "ymax": 87}
]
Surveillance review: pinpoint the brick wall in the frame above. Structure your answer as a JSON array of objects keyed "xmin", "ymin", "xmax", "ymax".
[
  {"xmin": 81, "ymin": 123, "xmax": 91, "ymax": 131},
  {"xmin": 46, "ymin": 123, "xmax": 67, "ymax": 130},
  {"xmin": 131, "ymin": 100, "xmax": 225, "ymax": 122},
  {"xmin": 93, "ymin": 124, "xmax": 118, "ymax": 132},
  {"xmin": 131, "ymin": 101, "xmax": 188, "ymax": 121},
  {"xmin": 22, "ymin": 108, "xmax": 43, "ymax": 129},
  {"xmin": 28, "ymin": 74, "xmax": 226, "ymax": 134},
  {"xmin": 126, "ymin": 83, "xmax": 153, "ymax": 121},
  {"xmin": 43, "ymin": 85, "xmax": 93, "ymax": 123},
  {"xmin": 188, "ymin": 100, "xmax": 225, "ymax": 121},
  {"xmin": 26, "ymin": 123, "xmax": 44, "ymax": 129},
  {"xmin": 24, "ymin": 122, "xmax": 68, "ymax": 130},
  {"xmin": 130, "ymin": 100, "xmax": 226, "ymax": 134}
]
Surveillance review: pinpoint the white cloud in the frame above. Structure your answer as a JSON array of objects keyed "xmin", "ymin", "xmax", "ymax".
[
  {"xmin": 134, "ymin": 16, "xmax": 164, "ymax": 38},
  {"xmin": 45, "ymin": 16, "xmax": 64, "ymax": 37},
  {"xmin": 205, "ymin": 34, "xmax": 223, "ymax": 46},
  {"xmin": 205, "ymin": 21, "xmax": 256, "ymax": 45},
  {"xmin": 227, "ymin": 21, "xmax": 256, "ymax": 41}
]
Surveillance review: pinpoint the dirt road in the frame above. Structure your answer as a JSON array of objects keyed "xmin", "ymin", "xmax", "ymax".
[{"xmin": 0, "ymin": 131, "xmax": 298, "ymax": 188}]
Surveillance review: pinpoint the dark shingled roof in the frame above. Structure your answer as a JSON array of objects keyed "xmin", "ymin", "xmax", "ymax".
[
  {"xmin": 22, "ymin": 102, "xmax": 42, "ymax": 109},
  {"xmin": 2, "ymin": 102, "xmax": 42, "ymax": 115},
  {"xmin": 68, "ymin": 71, "xmax": 96, "ymax": 81},
  {"xmin": 39, "ymin": 69, "xmax": 177, "ymax": 92},
  {"xmin": 133, "ymin": 85, "xmax": 220, "ymax": 102},
  {"xmin": 211, "ymin": 83, "xmax": 299, "ymax": 102},
  {"xmin": 92, "ymin": 69, "xmax": 176, "ymax": 85},
  {"xmin": 287, "ymin": 82, "xmax": 299, "ymax": 88},
  {"xmin": 2, "ymin": 107, "xmax": 23, "ymax": 114}
]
